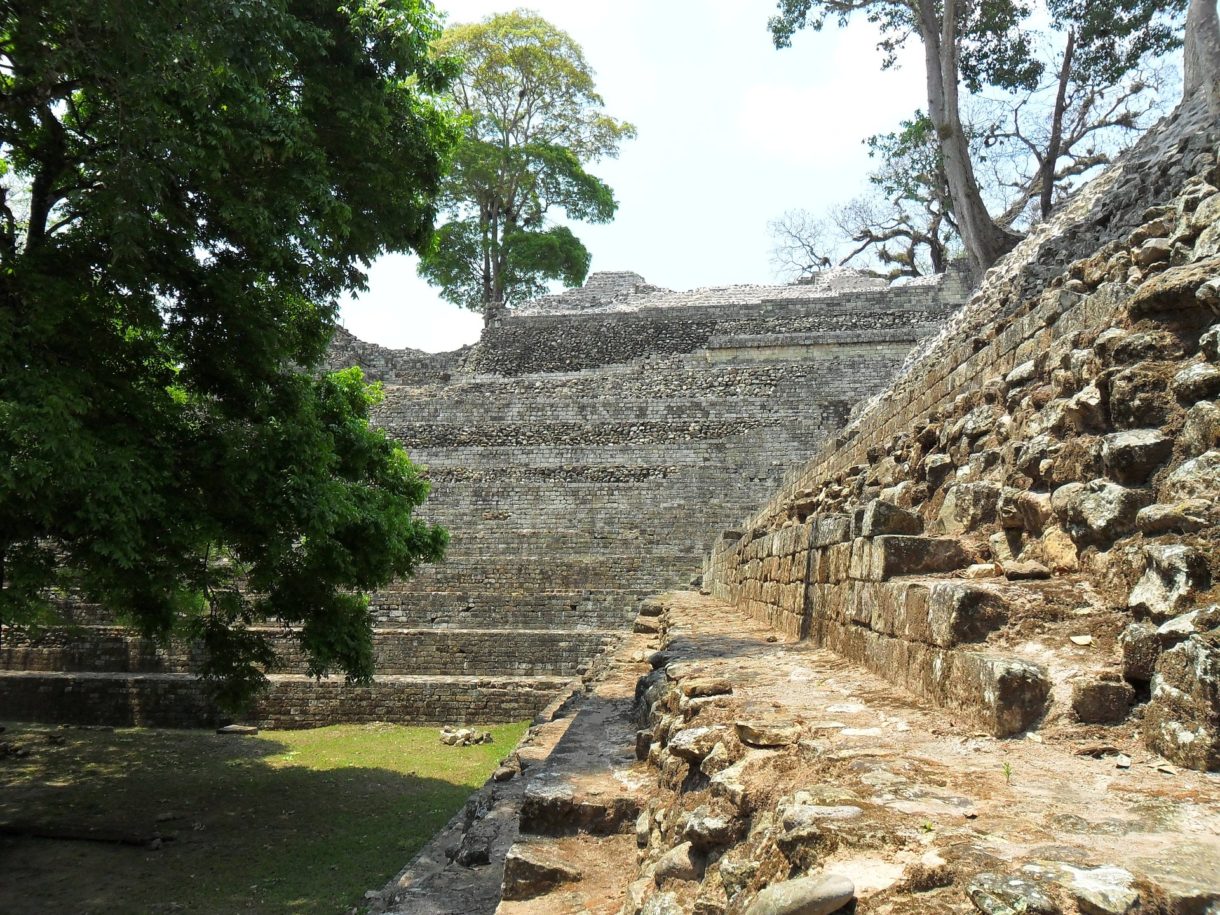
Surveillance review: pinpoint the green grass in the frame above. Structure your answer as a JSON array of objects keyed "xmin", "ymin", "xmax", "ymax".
[{"xmin": 0, "ymin": 721, "xmax": 528, "ymax": 914}]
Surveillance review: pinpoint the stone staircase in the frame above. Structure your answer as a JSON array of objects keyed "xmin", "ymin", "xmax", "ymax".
[
  {"xmin": 2, "ymin": 270, "xmax": 964, "ymax": 730},
  {"xmin": 380, "ymin": 592, "xmax": 1219, "ymax": 914},
  {"xmin": 0, "ymin": 624, "xmax": 606, "ymax": 728}
]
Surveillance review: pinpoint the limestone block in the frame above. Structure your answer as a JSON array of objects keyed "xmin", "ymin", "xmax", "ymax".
[
  {"xmin": 501, "ymin": 842, "xmax": 583, "ymax": 900},
  {"xmin": 1071, "ymin": 678, "xmax": 1136, "ymax": 724},
  {"xmin": 1128, "ymin": 544, "xmax": 1211, "ymax": 623},
  {"xmin": 680, "ymin": 804, "xmax": 742, "ymax": 850},
  {"xmin": 1127, "ymin": 255, "xmax": 1220, "ymax": 317},
  {"xmin": 1163, "ymin": 450, "xmax": 1220, "ymax": 503},
  {"xmin": 927, "ymin": 581, "xmax": 1008, "ymax": 648},
  {"xmin": 742, "ymin": 874, "xmax": 855, "ymax": 915},
  {"xmin": 1156, "ymin": 606, "xmax": 1220, "ymax": 649},
  {"xmin": 1120, "ymin": 623, "xmax": 1161, "ymax": 684},
  {"xmin": 1200, "ymin": 324, "xmax": 1220, "ymax": 362},
  {"xmin": 951, "ymin": 652, "xmax": 1051, "ymax": 737},
  {"xmin": 1002, "ymin": 560, "xmax": 1052, "ymax": 581},
  {"xmin": 848, "ymin": 538, "xmax": 871, "ymax": 581},
  {"xmin": 923, "ymin": 453, "xmax": 955, "ymax": 489},
  {"xmin": 1108, "ymin": 364, "xmax": 1174, "ymax": 430},
  {"xmin": 859, "ymin": 499, "xmax": 923, "ymax": 537},
  {"xmin": 997, "ymin": 487, "xmax": 1053, "ymax": 533},
  {"xmin": 1100, "ymin": 429, "xmax": 1173, "ymax": 485},
  {"xmin": 893, "ymin": 584, "xmax": 931, "ymax": 645},
  {"xmin": 870, "ymin": 536, "xmax": 971, "ymax": 580},
  {"xmin": 1144, "ymin": 635, "xmax": 1220, "ymax": 771},
  {"xmin": 1052, "ymin": 479, "xmax": 1151, "ymax": 545},
  {"xmin": 1066, "ymin": 384, "xmax": 1106, "ymax": 432},
  {"xmin": 967, "ymin": 872, "xmax": 1061, "ymax": 915},
  {"xmin": 735, "ymin": 718, "xmax": 801, "ymax": 748},
  {"xmin": 1135, "ymin": 237, "xmax": 1172, "ymax": 267},
  {"xmin": 1173, "ymin": 362, "xmax": 1220, "ymax": 402},
  {"xmin": 668, "ymin": 726, "xmax": 729, "ymax": 763},
  {"xmin": 1181, "ymin": 402, "xmax": 1220, "ymax": 457},
  {"xmin": 938, "ymin": 482, "xmax": 1001, "ymax": 535},
  {"xmin": 1136, "ymin": 499, "xmax": 1212, "ymax": 534},
  {"xmin": 654, "ymin": 841, "xmax": 702, "ymax": 884},
  {"xmin": 814, "ymin": 514, "xmax": 851, "ymax": 548},
  {"xmin": 826, "ymin": 543, "xmax": 852, "ymax": 583}
]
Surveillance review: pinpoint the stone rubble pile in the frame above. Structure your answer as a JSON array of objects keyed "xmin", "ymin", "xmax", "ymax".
[{"xmin": 441, "ymin": 726, "xmax": 494, "ymax": 747}]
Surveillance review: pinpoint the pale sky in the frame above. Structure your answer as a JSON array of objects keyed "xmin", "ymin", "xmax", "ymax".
[{"xmin": 338, "ymin": 0, "xmax": 926, "ymax": 352}]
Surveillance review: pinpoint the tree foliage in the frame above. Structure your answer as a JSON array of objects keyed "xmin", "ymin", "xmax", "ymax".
[
  {"xmin": 418, "ymin": 10, "xmax": 635, "ymax": 320},
  {"xmin": 0, "ymin": 0, "xmax": 456, "ymax": 707}
]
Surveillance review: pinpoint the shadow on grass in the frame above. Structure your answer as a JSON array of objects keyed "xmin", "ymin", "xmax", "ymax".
[{"xmin": 0, "ymin": 723, "xmax": 516, "ymax": 915}]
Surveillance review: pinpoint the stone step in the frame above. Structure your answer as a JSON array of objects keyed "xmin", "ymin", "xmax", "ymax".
[
  {"xmin": 514, "ymin": 639, "xmax": 655, "ymax": 840},
  {"xmin": 0, "ymin": 670, "xmax": 574, "ymax": 730},
  {"xmin": 0, "ymin": 626, "xmax": 621, "ymax": 679},
  {"xmin": 615, "ymin": 590, "xmax": 1220, "ymax": 915},
  {"xmin": 369, "ymin": 590, "xmax": 644, "ymax": 630}
]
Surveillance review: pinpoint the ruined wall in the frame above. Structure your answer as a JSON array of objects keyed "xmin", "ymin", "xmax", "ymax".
[
  {"xmin": 1, "ymin": 270, "xmax": 965, "ymax": 728},
  {"xmin": 705, "ymin": 98, "xmax": 1220, "ymax": 770}
]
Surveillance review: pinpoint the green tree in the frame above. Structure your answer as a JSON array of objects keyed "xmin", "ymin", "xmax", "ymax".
[
  {"xmin": 418, "ymin": 10, "xmax": 636, "ymax": 323},
  {"xmin": 0, "ymin": 0, "xmax": 456, "ymax": 708},
  {"xmin": 770, "ymin": 0, "xmax": 1189, "ymax": 275}
]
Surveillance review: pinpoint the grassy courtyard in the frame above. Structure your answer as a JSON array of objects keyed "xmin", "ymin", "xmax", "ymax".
[{"xmin": 0, "ymin": 721, "xmax": 527, "ymax": 914}]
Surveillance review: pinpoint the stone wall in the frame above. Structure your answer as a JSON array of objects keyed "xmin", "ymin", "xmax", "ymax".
[{"xmin": 705, "ymin": 98, "xmax": 1220, "ymax": 769}]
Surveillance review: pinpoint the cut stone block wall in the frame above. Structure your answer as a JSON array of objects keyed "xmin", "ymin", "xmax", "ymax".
[{"xmin": 704, "ymin": 99, "xmax": 1220, "ymax": 767}]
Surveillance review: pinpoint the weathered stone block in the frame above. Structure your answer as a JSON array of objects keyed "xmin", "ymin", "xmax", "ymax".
[
  {"xmin": 860, "ymin": 499, "xmax": 923, "ymax": 536},
  {"xmin": 1108, "ymin": 364, "xmax": 1174, "ymax": 429},
  {"xmin": 668, "ymin": 725, "xmax": 729, "ymax": 763},
  {"xmin": 1127, "ymin": 255, "xmax": 1220, "ymax": 317},
  {"xmin": 501, "ymin": 842, "xmax": 583, "ymax": 900},
  {"xmin": 1181, "ymin": 401, "xmax": 1220, "ymax": 457},
  {"xmin": 1071, "ymin": 678, "xmax": 1136, "ymax": 724},
  {"xmin": 1136, "ymin": 499, "xmax": 1212, "ymax": 534},
  {"xmin": 1100, "ymin": 429, "xmax": 1174, "ymax": 485},
  {"xmin": 952, "ymin": 653, "xmax": 1051, "ymax": 737},
  {"xmin": 870, "ymin": 536, "xmax": 971, "ymax": 580},
  {"xmin": 742, "ymin": 873, "xmax": 855, "ymax": 915},
  {"xmin": 1052, "ymin": 479, "xmax": 1151, "ymax": 545},
  {"xmin": 938, "ymin": 482, "xmax": 1001, "ymax": 535},
  {"xmin": 927, "ymin": 581, "xmax": 1008, "ymax": 648},
  {"xmin": 1128, "ymin": 544, "xmax": 1212, "ymax": 623},
  {"xmin": 1173, "ymin": 363, "xmax": 1220, "ymax": 402},
  {"xmin": 1145, "ymin": 635, "xmax": 1220, "ymax": 771},
  {"xmin": 1163, "ymin": 450, "xmax": 1220, "ymax": 503},
  {"xmin": 998, "ymin": 487, "xmax": 1053, "ymax": 533},
  {"xmin": 813, "ymin": 514, "xmax": 852, "ymax": 548},
  {"xmin": 1120, "ymin": 622, "xmax": 1161, "ymax": 684}
]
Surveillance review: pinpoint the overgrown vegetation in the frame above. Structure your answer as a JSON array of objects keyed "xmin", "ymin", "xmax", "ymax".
[{"xmin": 0, "ymin": 721, "xmax": 527, "ymax": 914}]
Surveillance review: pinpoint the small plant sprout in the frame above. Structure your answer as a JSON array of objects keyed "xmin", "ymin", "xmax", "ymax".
[
  {"xmin": 921, "ymin": 820, "xmax": 935, "ymax": 833},
  {"xmin": 1003, "ymin": 760, "xmax": 1013, "ymax": 785}
]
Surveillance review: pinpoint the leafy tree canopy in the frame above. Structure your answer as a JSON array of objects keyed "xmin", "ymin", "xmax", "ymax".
[
  {"xmin": 418, "ymin": 9, "xmax": 635, "ymax": 319},
  {"xmin": 768, "ymin": 0, "xmax": 1188, "ymax": 272},
  {"xmin": 0, "ymin": 0, "xmax": 457, "ymax": 707}
]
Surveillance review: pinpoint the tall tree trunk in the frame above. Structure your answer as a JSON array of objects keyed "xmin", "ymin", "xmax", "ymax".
[
  {"xmin": 915, "ymin": 0, "xmax": 1020, "ymax": 276},
  {"xmin": 1041, "ymin": 30, "xmax": 1076, "ymax": 220},
  {"xmin": 1185, "ymin": 0, "xmax": 1220, "ymax": 115}
]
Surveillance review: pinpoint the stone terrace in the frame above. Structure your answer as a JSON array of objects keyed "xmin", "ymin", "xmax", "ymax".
[{"xmin": 1, "ymin": 270, "xmax": 965, "ymax": 728}]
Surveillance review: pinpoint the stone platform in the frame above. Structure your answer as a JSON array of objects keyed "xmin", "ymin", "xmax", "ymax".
[{"xmin": 378, "ymin": 591, "xmax": 1220, "ymax": 914}]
